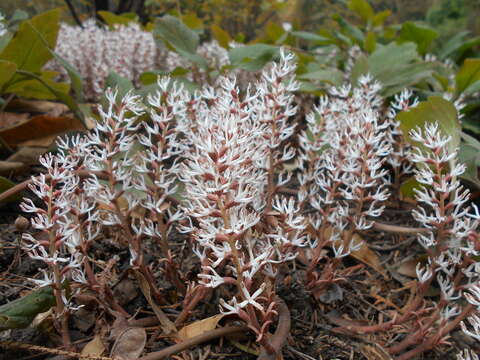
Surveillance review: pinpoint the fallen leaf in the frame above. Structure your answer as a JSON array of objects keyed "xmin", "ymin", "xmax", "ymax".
[
  {"xmin": 134, "ymin": 270, "xmax": 177, "ymax": 335},
  {"xmin": 6, "ymin": 147, "xmax": 46, "ymax": 164},
  {"xmin": 82, "ymin": 334, "xmax": 106, "ymax": 357},
  {"xmin": 0, "ymin": 112, "xmax": 30, "ymax": 130},
  {"xmin": 0, "ymin": 161, "xmax": 27, "ymax": 176},
  {"xmin": 110, "ymin": 327, "xmax": 146, "ymax": 360},
  {"xmin": 0, "ymin": 114, "xmax": 84, "ymax": 147},
  {"xmin": 177, "ymin": 314, "xmax": 225, "ymax": 342},
  {"xmin": 396, "ymin": 258, "xmax": 419, "ymax": 278},
  {"xmin": 350, "ymin": 234, "xmax": 388, "ymax": 279},
  {"xmin": 7, "ymin": 99, "xmax": 69, "ymax": 117}
]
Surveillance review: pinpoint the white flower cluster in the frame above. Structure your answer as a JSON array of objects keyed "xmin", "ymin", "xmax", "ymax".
[
  {"xmin": 46, "ymin": 20, "xmax": 232, "ymax": 101},
  {"xmin": 408, "ymin": 123, "xmax": 480, "ymax": 353},
  {"xmin": 299, "ymin": 74, "xmax": 391, "ymax": 258},
  {"xmin": 21, "ymin": 80, "xmax": 186, "ymax": 311},
  {"xmin": 179, "ymin": 49, "xmax": 306, "ymax": 341},
  {"xmin": 47, "ymin": 20, "xmax": 160, "ymax": 101}
]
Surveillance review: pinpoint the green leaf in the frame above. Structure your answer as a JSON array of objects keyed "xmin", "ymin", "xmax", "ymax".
[
  {"xmin": 154, "ymin": 15, "xmax": 199, "ymax": 55},
  {"xmin": 105, "ymin": 71, "xmax": 134, "ymax": 99},
  {"xmin": 438, "ymin": 31, "xmax": 469, "ymax": 59},
  {"xmin": 0, "ymin": 9, "xmax": 60, "ymax": 72},
  {"xmin": 398, "ymin": 22, "xmax": 438, "ymax": 56},
  {"xmin": 456, "ymin": 58, "xmax": 480, "ymax": 94},
  {"xmin": 290, "ymin": 31, "xmax": 330, "ymax": 43},
  {"xmin": 98, "ymin": 11, "xmax": 138, "ymax": 26},
  {"xmin": 0, "ymin": 60, "xmax": 17, "ymax": 91},
  {"xmin": 459, "ymin": 133, "xmax": 480, "ymax": 188},
  {"xmin": 0, "ymin": 176, "xmax": 22, "ymax": 203},
  {"xmin": 364, "ymin": 31, "xmax": 376, "ymax": 53},
  {"xmin": 13, "ymin": 70, "xmax": 85, "ymax": 127},
  {"xmin": 372, "ymin": 10, "xmax": 391, "ymax": 27},
  {"xmin": 298, "ymin": 69, "xmax": 344, "ymax": 86},
  {"xmin": 6, "ymin": 71, "xmax": 70, "ymax": 100},
  {"xmin": 228, "ymin": 44, "xmax": 279, "ymax": 72},
  {"xmin": 25, "ymin": 20, "xmax": 85, "ymax": 103},
  {"xmin": 347, "ymin": 0, "xmax": 374, "ymax": 23},
  {"xmin": 211, "ymin": 25, "xmax": 230, "ymax": 48},
  {"xmin": 398, "ymin": 96, "xmax": 461, "ymax": 159},
  {"xmin": 400, "ymin": 176, "xmax": 422, "ymax": 201},
  {"xmin": 0, "ymin": 287, "xmax": 55, "ymax": 330},
  {"xmin": 368, "ymin": 42, "xmax": 418, "ymax": 77}
]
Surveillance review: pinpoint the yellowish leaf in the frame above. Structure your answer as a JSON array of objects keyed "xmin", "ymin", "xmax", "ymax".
[{"xmin": 177, "ymin": 314, "xmax": 225, "ymax": 341}]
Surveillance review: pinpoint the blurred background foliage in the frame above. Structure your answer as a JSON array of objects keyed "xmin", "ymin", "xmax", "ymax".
[{"xmin": 1, "ymin": 0, "xmax": 479, "ymax": 41}]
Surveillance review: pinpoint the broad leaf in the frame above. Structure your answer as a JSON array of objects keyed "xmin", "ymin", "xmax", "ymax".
[
  {"xmin": 0, "ymin": 9, "xmax": 60, "ymax": 72},
  {"xmin": 347, "ymin": 0, "xmax": 374, "ymax": 23},
  {"xmin": 5, "ymin": 71, "xmax": 70, "ymax": 100},
  {"xmin": 228, "ymin": 44, "xmax": 279, "ymax": 72},
  {"xmin": 154, "ymin": 15, "xmax": 199, "ymax": 55},
  {"xmin": 98, "ymin": 11, "xmax": 137, "ymax": 26},
  {"xmin": 0, "ymin": 60, "xmax": 17, "ymax": 91},
  {"xmin": 398, "ymin": 96, "xmax": 460, "ymax": 158},
  {"xmin": 398, "ymin": 22, "xmax": 438, "ymax": 55},
  {"xmin": 291, "ymin": 31, "xmax": 330, "ymax": 43},
  {"xmin": 105, "ymin": 71, "xmax": 135, "ymax": 100},
  {"xmin": 211, "ymin": 24, "xmax": 230, "ymax": 48},
  {"xmin": 456, "ymin": 58, "xmax": 480, "ymax": 94},
  {"xmin": 298, "ymin": 69, "xmax": 343, "ymax": 86}
]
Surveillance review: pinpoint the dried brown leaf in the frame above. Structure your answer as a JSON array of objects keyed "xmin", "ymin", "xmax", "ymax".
[
  {"xmin": 177, "ymin": 314, "xmax": 225, "ymax": 342},
  {"xmin": 350, "ymin": 234, "xmax": 388, "ymax": 279},
  {"xmin": 82, "ymin": 334, "xmax": 106, "ymax": 357},
  {"xmin": 110, "ymin": 327, "xmax": 146, "ymax": 360},
  {"xmin": 0, "ymin": 114, "xmax": 84, "ymax": 147}
]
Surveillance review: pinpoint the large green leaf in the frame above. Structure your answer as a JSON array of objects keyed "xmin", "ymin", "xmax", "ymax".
[
  {"xmin": 12, "ymin": 70, "xmax": 85, "ymax": 127},
  {"xmin": 27, "ymin": 20, "xmax": 85, "ymax": 103},
  {"xmin": 347, "ymin": 0, "xmax": 374, "ymax": 23},
  {"xmin": 398, "ymin": 22, "xmax": 438, "ymax": 56},
  {"xmin": 368, "ymin": 42, "xmax": 418, "ymax": 77},
  {"xmin": 0, "ymin": 60, "xmax": 17, "ymax": 91},
  {"xmin": 105, "ymin": 71, "xmax": 135, "ymax": 99},
  {"xmin": 5, "ymin": 71, "xmax": 69, "ymax": 100},
  {"xmin": 398, "ymin": 96, "xmax": 460, "ymax": 158},
  {"xmin": 154, "ymin": 15, "xmax": 198, "ymax": 55},
  {"xmin": 290, "ymin": 31, "xmax": 330, "ymax": 43},
  {"xmin": 0, "ymin": 9, "xmax": 59, "ymax": 72},
  {"xmin": 98, "ymin": 11, "xmax": 138, "ymax": 26},
  {"xmin": 0, "ymin": 287, "xmax": 55, "ymax": 330},
  {"xmin": 456, "ymin": 58, "xmax": 480, "ymax": 94},
  {"xmin": 298, "ymin": 69, "xmax": 343, "ymax": 86},
  {"xmin": 228, "ymin": 44, "xmax": 279, "ymax": 72},
  {"xmin": 459, "ymin": 132, "xmax": 480, "ymax": 188},
  {"xmin": 437, "ymin": 31, "xmax": 480, "ymax": 60}
]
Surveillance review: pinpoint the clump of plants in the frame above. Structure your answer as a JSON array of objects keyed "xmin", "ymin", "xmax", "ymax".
[{"xmin": 6, "ymin": 46, "xmax": 478, "ymax": 360}]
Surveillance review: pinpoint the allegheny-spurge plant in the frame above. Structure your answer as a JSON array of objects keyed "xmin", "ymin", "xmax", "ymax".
[{"xmin": 18, "ymin": 47, "xmax": 480, "ymax": 359}]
